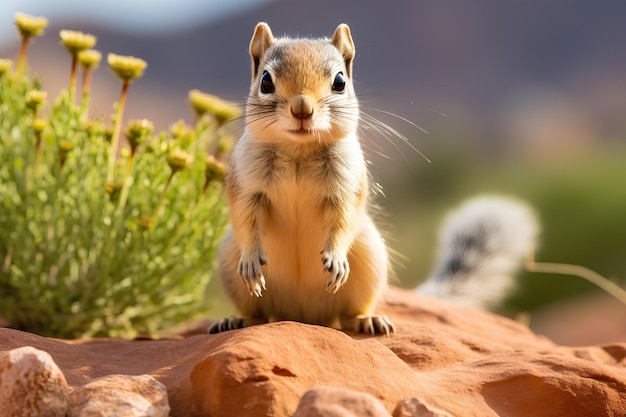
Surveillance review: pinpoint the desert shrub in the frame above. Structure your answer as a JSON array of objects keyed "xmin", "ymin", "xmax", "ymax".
[{"xmin": 0, "ymin": 13, "xmax": 238, "ymax": 338}]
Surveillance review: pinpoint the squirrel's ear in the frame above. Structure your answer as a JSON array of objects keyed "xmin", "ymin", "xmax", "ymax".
[
  {"xmin": 332, "ymin": 24, "xmax": 355, "ymax": 78},
  {"xmin": 249, "ymin": 22, "xmax": 274, "ymax": 78}
]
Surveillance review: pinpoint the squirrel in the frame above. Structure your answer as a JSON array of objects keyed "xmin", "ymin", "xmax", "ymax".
[
  {"xmin": 208, "ymin": 23, "xmax": 539, "ymax": 335},
  {"xmin": 209, "ymin": 23, "xmax": 395, "ymax": 335}
]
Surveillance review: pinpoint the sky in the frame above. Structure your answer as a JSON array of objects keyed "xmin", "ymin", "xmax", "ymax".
[{"xmin": 1, "ymin": 0, "xmax": 272, "ymax": 48}]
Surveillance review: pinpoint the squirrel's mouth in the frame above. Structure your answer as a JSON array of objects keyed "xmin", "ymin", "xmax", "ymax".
[{"xmin": 288, "ymin": 128, "xmax": 314, "ymax": 136}]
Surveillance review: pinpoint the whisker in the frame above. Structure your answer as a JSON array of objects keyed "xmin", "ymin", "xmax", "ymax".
[
  {"xmin": 190, "ymin": 102, "xmax": 280, "ymax": 150},
  {"xmin": 327, "ymin": 98, "xmax": 431, "ymax": 164},
  {"xmin": 359, "ymin": 115, "xmax": 412, "ymax": 166},
  {"xmin": 193, "ymin": 95, "xmax": 431, "ymax": 169},
  {"xmin": 367, "ymin": 149, "xmax": 393, "ymax": 161},
  {"xmin": 355, "ymin": 119, "xmax": 391, "ymax": 157},
  {"xmin": 424, "ymin": 108, "xmax": 448, "ymax": 118},
  {"xmin": 359, "ymin": 111, "xmax": 431, "ymax": 164},
  {"xmin": 364, "ymin": 108, "xmax": 429, "ymax": 134}
]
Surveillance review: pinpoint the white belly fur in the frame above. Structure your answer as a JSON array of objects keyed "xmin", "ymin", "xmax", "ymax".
[{"xmin": 220, "ymin": 175, "xmax": 389, "ymax": 327}]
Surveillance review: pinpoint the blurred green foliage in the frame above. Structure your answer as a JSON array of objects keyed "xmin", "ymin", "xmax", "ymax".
[{"xmin": 385, "ymin": 144, "xmax": 626, "ymax": 313}]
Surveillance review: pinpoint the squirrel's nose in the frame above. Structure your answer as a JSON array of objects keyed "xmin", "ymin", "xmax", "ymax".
[{"xmin": 290, "ymin": 94, "xmax": 314, "ymax": 120}]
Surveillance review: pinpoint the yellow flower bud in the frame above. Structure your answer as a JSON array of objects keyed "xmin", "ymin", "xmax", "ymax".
[
  {"xmin": 119, "ymin": 147, "xmax": 131, "ymax": 159},
  {"xmin": 83, "ymin": 119, "xmax": 104, "ymax": 137},
  {"xmin": 135, "ymin": 216, "xmax": 155, "ymax": 230},
  {"xmin": 167, "ymin": 148, "xmax": 192, "ymax": 173},
  {"xmin": 107, "ymin": 53, "xmax": 147, "ymax": 81},
  {"xmin": 104, "ymin": 126, "xmax": 114, "ymax": 143},
  {"xmin": 188, "ymin": 89, "xmax": 242, "ymax": 125},
  {"xmin": 215, "ymin": 136, "xmax": 234, "ymax": 160},
  {"xmin": 25, "ymin": 90, "xmax": 47, "ymax": 110},
  {"xmin": 124, "ymin": 119, "xmax": 153, "ymax": 151},
  {"xmin": 169, "ymin": 119, "xmax": 192, "ymax": 140},
  {"xmin": 0, "ymin": 59, "xmax": 13, "ymax": 76},
  {"xmin": 60, "ymin": 30, "xmax": 97, "ymax": 55},
  {"xmin": 58, "ymin": 140, "xmax": 74, "ymax": 154},
  {"xmin": 204, "ymin": 155, "xmax": 226, "ymax": 184},
  {"xmin": 14, "ymin": 13, "xmax": 48, "ymax": 38},
  {"xmin": 104, "ymin": 181, "xmax": 123, "ymax": 201},
  {"xmin": 77, "ymin": 49, "xmax": 102, "ymax": 69},
  {"xmin": 58, "ymin": 140, "xmax": 74, "ymax": 168},
  {"xmin": 33, "ymin": 118, "xmax": 48, "ymax": 134}
]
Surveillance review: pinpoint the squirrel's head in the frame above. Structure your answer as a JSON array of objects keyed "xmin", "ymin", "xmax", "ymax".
[{"xmin": 245, "ymin": 23, "xmax": 359, "ymax": 144}]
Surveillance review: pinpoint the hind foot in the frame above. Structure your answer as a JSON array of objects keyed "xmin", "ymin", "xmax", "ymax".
[
  {"xmin": 343, "ymin": 314, "xmax": 395, "ymax": 336},
  {"xmin": 208, "ymin": 317, "xmax": 251, "ymax": 334}
]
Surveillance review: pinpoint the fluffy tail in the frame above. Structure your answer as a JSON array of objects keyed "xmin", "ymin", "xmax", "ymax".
[{"xmin": 417, "ymin": 196, "xmax": 539, "ymax": 310}]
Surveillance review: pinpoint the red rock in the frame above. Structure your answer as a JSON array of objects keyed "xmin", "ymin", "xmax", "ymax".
[
  {"xmin": 292, "ymin": 386, "xmax": 391, "ymax": 417},
  {"xmin": 0, "ymin": 287, "xmax": 625, "ymax": 417},
  {"xmin": 189, "ymin": 321, "xmax": 419, "ymax": 416},
  {"xmin": 68, "ymin": 374, "xmax": 170, "ymax": 417},
  {"xmin": 392, "ymin": 398, "xmax": 452, "ymax": 417},
  {"xmin": 0, "ymin": 346, "xmax": 69, "ymax": 417}
]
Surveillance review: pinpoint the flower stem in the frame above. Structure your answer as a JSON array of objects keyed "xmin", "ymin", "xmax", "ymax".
[
  {"xmin": 116, "ymin": 150, "xmax": 136, "ymax": 210},
  {"xmin": 32, "ymin": 109, "xmax": 43, "ymax": 169},
  {"xmin": 152, "ymin": 171, "xmax": 175, "ymax": 220},
  {"xmin": 34, "ymin": 132, "xmax": 42, "ymax": 166},
  {"xmin": 17, "ymin": 37, "xmax": 29, "ymax": 76},
  {"xmin": 525, "ymin": 255, "xmax": 626, "ymax": 306},
  {"xmin": 80, "ymin": 68, "xmax": 92, "ymax": 119},
  {"xmin": 106, "ymin": 79, "xmax": 130, "ymax": 183},
  {"xmin": 82, "ymin": 68, "xmax": 92, "ymax": 99},
  {"xmin": 69, "ymin": 54, "xmax": 78, "ymax": 104}
]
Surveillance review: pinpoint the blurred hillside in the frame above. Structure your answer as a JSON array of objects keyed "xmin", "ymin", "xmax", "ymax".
[
  {"xmin": 2, "ymin": 0, "xmax": 626, "ymax": 146},
  {"xmin": 2, "ymin": 0, "xmax": 625, "ymax": 342}
]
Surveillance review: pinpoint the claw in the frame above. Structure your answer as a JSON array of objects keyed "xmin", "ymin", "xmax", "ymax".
[
  {"xmin": 321, "ymin": 250, "xmax": 350, "ymax": 294},
  {"xmin": 208, "ymin": 316, "xmax": 247, "ymax": 334},
  {"xmin": 249, "ymin": 276, "xmax": 266, "ymax": 297},
  {"xmin": 353, "ymin": 315, "xmax": 395, "ymax": 336},
  {"xmin": 238, "ymin": 250, "xmax": 267, "ymax": 297}
]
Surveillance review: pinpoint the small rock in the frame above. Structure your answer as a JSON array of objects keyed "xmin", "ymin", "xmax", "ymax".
[
  {"xmin": 0, "ymin": 346, "xmax": 69, "ymax": 417},
  {"xmin": 392, "ymin": 398, "xmax": 453, "ymax": 417},
  {"xmin": 293, "ymin": 386, "xmax": 391, "ymax": 417},
  {"xmin": 68, "ymin": 374, "xmax": 170, "ymax": 417}
]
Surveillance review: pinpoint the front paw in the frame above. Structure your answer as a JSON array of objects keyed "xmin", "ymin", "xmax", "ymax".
[
  {"xmin": 321, "ymin": 250, "xmax": 350, "ymax": 294},
  {"xmin": 238, "ymin": 251, "xmax": 267, "ymax": 297}
]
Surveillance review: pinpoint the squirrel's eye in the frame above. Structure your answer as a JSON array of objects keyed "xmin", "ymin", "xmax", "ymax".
[
  {"xmin": 332, "ymin": 72, "xmax": 346, "ymax": 93},
  {"xmin": 260, "ymin": 71, "xmax": 275, "ymax": 94}
]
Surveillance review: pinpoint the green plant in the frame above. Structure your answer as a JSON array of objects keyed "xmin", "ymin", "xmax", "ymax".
[{"xmin": 0, "ymin": 13, "xmax": 238, "ymax": 338}]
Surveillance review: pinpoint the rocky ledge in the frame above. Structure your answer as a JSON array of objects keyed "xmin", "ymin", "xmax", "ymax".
[{"xmin": 1, "ymin": 288, "xmax": 625, "ymax": 416}]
